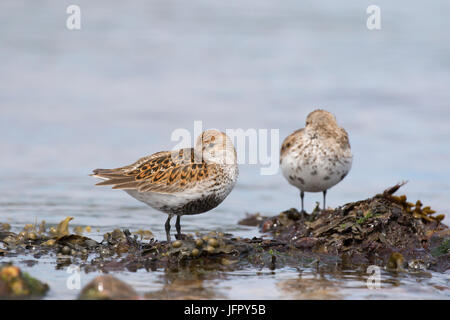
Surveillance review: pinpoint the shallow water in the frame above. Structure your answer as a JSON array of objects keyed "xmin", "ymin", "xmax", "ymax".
[{"xmin": 0, "ymin": 0, "xmax": 449, "ymax": 299}]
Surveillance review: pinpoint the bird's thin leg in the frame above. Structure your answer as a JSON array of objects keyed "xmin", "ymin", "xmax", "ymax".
[
  {"xmin": 176, "ymin": 215, "xmax": 181, "ymax": 238},
  {"xmin": 323, "ymin": 190, "xmax": 327, "ymax": 210},
  {"xmin": 165, "ymin": 215, "xmax": 172, "ymax": 242},
  {"xmin": 300, "ymin": 191, "xmax": 305, "ymax": 213}
]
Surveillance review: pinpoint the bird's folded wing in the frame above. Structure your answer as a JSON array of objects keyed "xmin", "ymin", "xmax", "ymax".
[{"xmin": 91, "ymin": 149, "xmax": 218, "ymax": 194}]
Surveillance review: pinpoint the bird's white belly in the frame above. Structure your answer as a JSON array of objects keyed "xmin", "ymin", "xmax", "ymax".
[
  {"xmin": 281, "ymin": 150, "xmax": 352, "ymax": 193},
  {"xmin": 125, "ymin": 189, "xmax": 195, "ymax": 213},
  {"xmin": 124, "ymin": 175, "xmax": 236, "ymax": 216}
]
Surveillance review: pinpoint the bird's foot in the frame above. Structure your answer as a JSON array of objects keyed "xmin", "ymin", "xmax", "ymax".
[
  {"xmin": 299, "ymin": 210, "xmax": 309, "ymax": 219},
  {"xmin": 175, "ymin": 233, "xmax": 189, "ymax": 241}
]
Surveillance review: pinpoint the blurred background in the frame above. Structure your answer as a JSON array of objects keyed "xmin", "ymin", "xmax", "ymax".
[{"xmin": 1, "ymin": 0, "xmax": 449, "ymax": 239}]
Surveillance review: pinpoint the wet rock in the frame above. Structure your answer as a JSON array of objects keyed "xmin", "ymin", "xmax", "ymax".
[
  {"xmin": 61, "ymin": 246, "xmax": 71, "ymax": 255},
  {"xmin": 387, "ymin": 252, "xmax": 406, "ymax": 271},
  {"xmin": 430, "ymin": 235, "xmax": 450, "ymax": 257},
  {"xmin": 191, "ymin": 248, "xmax": 200, "ymax": 257},
  {"xmin": 0, "ymin": 223, "xmax": 11, "ymax": 232},
  {"xmin": 294, "ymin": 237, "xmax": 319, "ymax": 249},
  {"xmin": 57, "ymin": 234, "xmax": 98, "ymax": 249},
  {"xmin": 238, "ymin": 213, "xmax": 268, "ymax": 227},
  {"xmin": 78, "ymin": 275, "xmax": 139, "ymax": 300},
  {"xmin": 0, "ymin": 264, "xmax": 49, "ymax": 299},
  {"xmin": 428, "ymin": 232, "xmax": 450, "ymax": 272},
  {"xmin": 207, "ymin": 238, "xmax": 219, "ymax": 247},
  {"xmin": 408, "ymin": 259, "xmax": 428, "ymax": 271},
  {"xmin": 172, "ymin": 240, "xmax": 182, "ymax": 248},
  {"xmin": 133, "ymin": 229, "xmax": 154, "ymax": 240}
]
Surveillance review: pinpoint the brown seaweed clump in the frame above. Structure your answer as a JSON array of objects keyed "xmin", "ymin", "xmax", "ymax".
[
  {"xmin": 0, "ymin": 218, "xmax": 279, "ymax": 274},
  {"xmin": 259, "ymin": 183, "xmax": 449, "ymax": 270}
]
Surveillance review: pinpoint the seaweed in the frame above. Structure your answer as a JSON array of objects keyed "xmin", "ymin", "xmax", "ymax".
[{"xmin": 0, "ymin": 183, "xmax": 448, "ymax": 294}]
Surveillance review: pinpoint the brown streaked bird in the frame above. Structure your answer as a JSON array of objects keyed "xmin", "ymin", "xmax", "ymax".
[
  {"xmin": 280, "ymin": 109, "xmax": 352, "ymax": 212},
  {"xmin": 91, "ymin": 130, "xmax": 238, "ymax": 242}
]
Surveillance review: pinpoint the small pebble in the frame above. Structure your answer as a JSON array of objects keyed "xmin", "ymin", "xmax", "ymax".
[
  {"xmin": 208, "ymin": 238, "xmax": 219, "ymax": 247},
  {"xmin": 191, "ymin": 248, "xmax": 200, "ymax": 257},
  {"xmin": 172, "ymin": 240, "xmax": 182, "ymax": 248},
  {"xmin": 221, "ymin": 258, "xmax": 237, "ymax": 266},
  {"xmin": 61, "ymin": 246, "xmax": 71, "ymax": 255},
  {"xmin": 27, "ymin": 232, "xmax": 37, "ymax": 240}
]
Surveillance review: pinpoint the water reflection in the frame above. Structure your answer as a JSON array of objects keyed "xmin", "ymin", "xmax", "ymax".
[{"xmin": 145, "ymin": 267, "xmax": 225, "ymax": 299}]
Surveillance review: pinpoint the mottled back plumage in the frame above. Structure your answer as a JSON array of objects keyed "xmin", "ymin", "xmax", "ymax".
[{"xmin": 92, "ymin": 149, "xmax": 222, "ymax": 194}]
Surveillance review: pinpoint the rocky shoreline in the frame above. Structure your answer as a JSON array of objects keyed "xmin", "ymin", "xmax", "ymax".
[{"xmin": 0, "ymin": 183, "xmax": 448, "ymax": 299}]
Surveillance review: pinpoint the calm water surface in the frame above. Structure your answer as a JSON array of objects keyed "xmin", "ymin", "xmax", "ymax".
[{"xmin": 0, "ymin": 0, "xmax": 449, "ymax": 299}]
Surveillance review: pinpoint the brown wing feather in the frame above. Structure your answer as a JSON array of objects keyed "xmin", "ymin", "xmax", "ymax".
[
  {"xmin": 280, "ymin": 128, "xmax": 303, "ymax": 158},
  {"xmin": 92, "ymin": 148, "xmax": 217, "ymax": 194}
]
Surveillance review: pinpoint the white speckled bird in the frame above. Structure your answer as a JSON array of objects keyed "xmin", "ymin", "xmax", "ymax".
[{"xmin": 280, "ymin": 109, "xmax": 352, "ymax": 211}]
